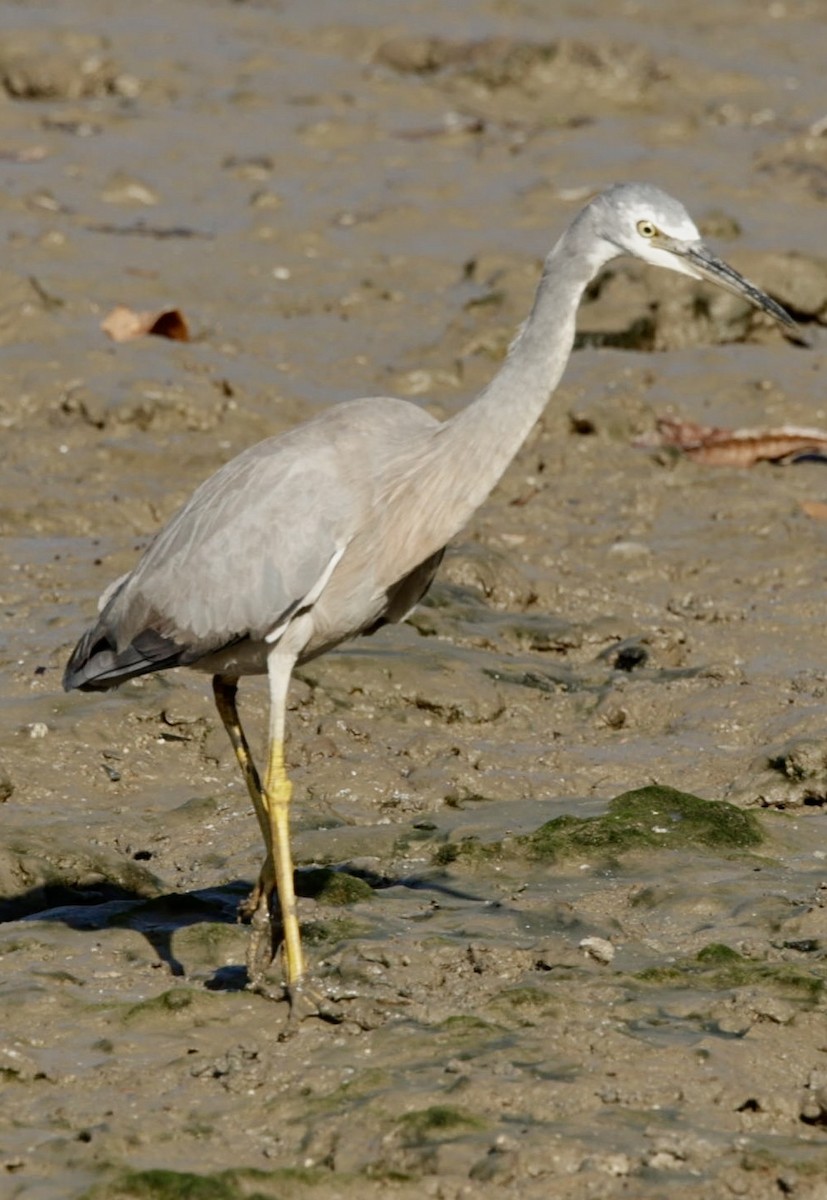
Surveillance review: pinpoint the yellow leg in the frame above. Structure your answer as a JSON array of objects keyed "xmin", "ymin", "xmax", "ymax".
[
  {"xmin": 212, "ymin": 657, "xmax": 309, "ymax": 1002},
  {"xmin": 258, "ymin": 649, "xmax": 305, "ymax": 995},
  {"xmin": 259, "ymin": 732, "xmax": 339, "ymax": 1022},
  {"xmin": 261, "ymin": 737, "xmax": 304, "ymax": 987}
]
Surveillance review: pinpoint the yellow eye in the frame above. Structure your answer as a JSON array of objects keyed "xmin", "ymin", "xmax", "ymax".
[{"xmin": 637, "ymin": 220, "xmax": 657, "ymax": 238}]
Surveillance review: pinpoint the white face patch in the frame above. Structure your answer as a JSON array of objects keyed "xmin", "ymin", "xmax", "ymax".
[
  {"xmin": 634, "ymin": 240, "xmax": 703, "ymax": 279},
  {"xmin": 627, "ymin": 202, "xmax": 702, "ymax": 277}
]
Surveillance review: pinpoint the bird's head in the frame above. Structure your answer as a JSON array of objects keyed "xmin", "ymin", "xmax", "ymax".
[{"xmin": 581, "ymin": 182, "xmax": 796, "ymax": 332}]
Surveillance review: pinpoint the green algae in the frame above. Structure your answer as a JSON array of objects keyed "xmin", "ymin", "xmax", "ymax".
[
  {"xmin": 80, "ymin": 1166, "xmax": 325, "ymax": 1200},
  {"xmin": 437, "ymin": 1013, "xmax": 498, "ymax": 1034},
  {"xmin": 637, "ymin": 942, "xmax": 824, "ymax": 1001},
  {"xmin": 302, "ymin": 915, "xmax": 368, "ymax": 946},
  {"xmin": 296, "ymin": 867, "xmax": 373, "ymax": 905},
  {"xmin": 325, "ymin": 1065, "xmax": 392, "ymax": 1102},
  {"xmin": 396, "ymin": 1104, "xmax": 485, "ymax": 1143},
  {"xmin": 695, "ymin": 941, "xmax": 744, "ymax": 965},
  {"xmin": 90, "ymin": 1171, "xmax": 235, "ymax": 1200},
  {"xmin": 487, "ymin": 985, "xmax": 558, "ymax": 1021},
  {"xmin": 299, "ymin": 1066, "xmax": 393, "ymax": 1118},
  {"xmin": 119, "ymin": 987, "xmax": 221, "ymax": 1025},
  {"xmin": 522, "ymin": 786, "xmax": 763, "ymax": 859},
  {"xmin": 173, "ymin": 922, "xmax": 242, "ymax": 967},
  {"xmin": 436, "ymin": 785, "xmax": 763, "ymax": 867}
]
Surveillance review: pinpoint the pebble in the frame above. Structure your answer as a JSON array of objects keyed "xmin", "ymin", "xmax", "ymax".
[{"xmin": 579, "ymin": 936, "xmax": 615, "ymax": 964}]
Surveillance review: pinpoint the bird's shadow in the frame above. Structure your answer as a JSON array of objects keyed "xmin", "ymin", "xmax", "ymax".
[
  {"xmin": 0, "ymin": 866, "xmax": 488, "ymax": 991},
  {"xmin": 0, "ymin": 879, "xmax": 245, "ymax": 986}
]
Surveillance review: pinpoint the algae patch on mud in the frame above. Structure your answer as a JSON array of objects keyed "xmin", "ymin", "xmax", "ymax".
[
  {"xmin": 294, "ymin": 867, "xmax": 374, "ymax": 946},
  {"xmin": 80, "ymin": 1165, "xmax": 325, "ymax": 1200},
  {"xmin": 523, "ymin": 785, "xmax": 764, "ymax": 858},
  {"xmin": 296, "ymin": 866, "xmax": 374, "ymax": 905},
  {"xmin": 120, "ymin": 987, "xmax": 222, "ymax": 1026},
  {"xmin": 396, "ymin": 1104, "xmax": 486, "ymax": 1143},
  {"xmin": 436, "ymin": 785, "xmax": 764, "ymax": 866},
  {"xmin": 638, "ymin": 942, "xmax": 824, "ymax": 1002}
]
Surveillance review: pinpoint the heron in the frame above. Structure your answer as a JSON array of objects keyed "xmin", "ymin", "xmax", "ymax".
[{"xmin": 63, "ymin": 183, "xmax": 795, "ymax": 1014}]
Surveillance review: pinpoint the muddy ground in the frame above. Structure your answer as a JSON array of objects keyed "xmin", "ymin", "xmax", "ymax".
[{"xmin": 2, "ymin": 1, "xmax": 827, "ymax": 1197}]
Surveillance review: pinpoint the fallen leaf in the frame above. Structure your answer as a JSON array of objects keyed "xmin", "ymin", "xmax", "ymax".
[
  {"xmin": 636, "ymin": 416, "xmax": 827, "ymax": 467},
  {"xmin": 800, "ymin": 499, "xmax": 827, "ymax": 521},
  {"xmin": 101, "ymin": 304, "xmax": 190, "ymax": 343},
  {"xmin": 0, "ymin": 144, "xmax": 48, "ymax": 162}
]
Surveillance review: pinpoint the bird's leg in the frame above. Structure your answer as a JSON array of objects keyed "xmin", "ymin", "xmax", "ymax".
[
  {"xmin": 214, "ymin": 663, "xmax": 337, "ymax": 1020},
  {"xmin": 258, "ymin": 650, "xmax": 305, "ymax": 996},
  {"xmin": 212, "ymin": 675, "xmax": 274, "ymax": 922}
]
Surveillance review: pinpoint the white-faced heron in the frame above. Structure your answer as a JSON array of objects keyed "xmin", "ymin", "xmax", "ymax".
[{"xmin": 64, "ymin": 183, "xmax": 795, "ymax": 1014}]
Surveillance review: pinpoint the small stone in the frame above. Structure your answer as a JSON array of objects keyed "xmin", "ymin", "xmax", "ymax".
[
  {"xmin": 599, "ymin": 1153, "xmax": 632, "ymax": 1177},
  {"xmin": 580, "ymin": 936, "xmax": 615, "ymax": 964},
  {"xmin": 608, "ymin": 540, "xmax": 650, "ymax": 560},
  {"xmin": 492, "ymin": 1133, "xmax": 519, "ymax": 1153},
  {"xmin": 101, "ymin": 173, "xmax": 159, "ymax": 205}
]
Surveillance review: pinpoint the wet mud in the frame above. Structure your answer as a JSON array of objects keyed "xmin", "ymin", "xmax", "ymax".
[{"xmin": 2, "ymin": 2, "xmax": 827, "ymax": 1198}]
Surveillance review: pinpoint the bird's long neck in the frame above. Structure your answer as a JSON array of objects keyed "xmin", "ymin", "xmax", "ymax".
[{"xmin": 429, "ymin": 227, "xmax": 600, "ymax": 539}]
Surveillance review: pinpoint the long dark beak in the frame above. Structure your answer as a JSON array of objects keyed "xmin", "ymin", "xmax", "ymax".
[{"xmin": 677, "ymin": 241, "xmax": 799, "ymax": 334}]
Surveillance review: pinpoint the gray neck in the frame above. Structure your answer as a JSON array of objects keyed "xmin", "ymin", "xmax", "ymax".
[{"xmin": 431, "ymin": 223, "xmax": 608, "ymax": 536}]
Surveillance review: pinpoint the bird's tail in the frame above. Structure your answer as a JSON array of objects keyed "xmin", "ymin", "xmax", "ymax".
[{"xmin": 63, "ymin": 622, "xmax": 186, "ymax": 692}]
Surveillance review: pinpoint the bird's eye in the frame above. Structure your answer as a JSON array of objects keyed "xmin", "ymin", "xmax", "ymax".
[{"xmin": 637, "ymin": 220, "xmax": 658, "ymax": 238}]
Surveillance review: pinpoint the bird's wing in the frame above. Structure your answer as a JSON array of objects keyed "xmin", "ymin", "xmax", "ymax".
[
  {"xmin": 102, "ymin": 396, "xmax": 440, "ymax": 658},
  {"xmin": 107, "ymin": 432, "xmax": 358, "ymax": 653}
]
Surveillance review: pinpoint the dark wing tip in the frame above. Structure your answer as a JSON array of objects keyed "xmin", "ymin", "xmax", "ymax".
[{"xmin": 63, "ymin": 625, "xmax": 189, "ymax": 692}]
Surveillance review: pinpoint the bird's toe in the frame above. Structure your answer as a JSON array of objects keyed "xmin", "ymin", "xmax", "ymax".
[{"xmin": 285, "ymin": 977, "xmax": 345, "ymax": 1026}]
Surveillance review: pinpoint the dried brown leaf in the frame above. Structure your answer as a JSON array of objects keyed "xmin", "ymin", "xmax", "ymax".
[
  {"xmin": 800, "ymin": 499, "xmax": 827, "ymax": 521},
  {"xmin": 637, "ymin": 416, "xmax": 827, "ymax": 467},
  {"xmin": 0, "ymin": 144, "xmax": 48, "ymax": 162},
  {"xmin": 101, "ymin": 304, "xmax": 190, "ymax": 343}
]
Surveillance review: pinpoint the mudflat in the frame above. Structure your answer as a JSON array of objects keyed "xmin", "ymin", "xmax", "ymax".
[{"xmin": 2, "ymin": 2, "xmax": 827, "ymax": 1198}]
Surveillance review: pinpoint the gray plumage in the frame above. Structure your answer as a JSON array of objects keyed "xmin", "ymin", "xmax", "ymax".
[
  {"xmin": 66, "ymin": 399, "xmax": 443, "ymax": 685},
  {"xmin": 63, "ymin": 183, "xmax": 794, "ymax": 1007}
]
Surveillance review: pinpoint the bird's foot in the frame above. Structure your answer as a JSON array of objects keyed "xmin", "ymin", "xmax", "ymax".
[
  {"xmin": 283, "ymin": 976, "xmax": 345, "ymax": 1029},
  {"xmin": 238, "ymin": 880, "xmax": 265, "ymax": 925},
  {"xmin": 242, "ymin": 902, "xmax": 344, "ymax": 1024},
  {"xmin": 243, "ymin": 892, "xmax": 280, "ymax": 989},
  {"xmin": 247, "ymin": 963, "xmax": 345, "ymax": 1028}
]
